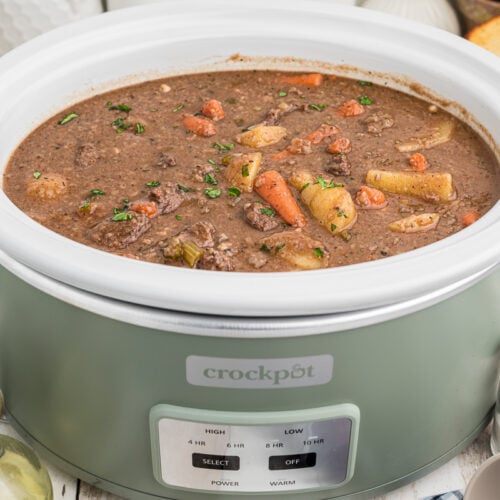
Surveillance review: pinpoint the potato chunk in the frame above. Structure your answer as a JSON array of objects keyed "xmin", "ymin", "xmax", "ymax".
[
  {"xmin": 289, "ymin": 172, "xmax": 357, "ymax": 235},
  {"xmin": 236, "ymin": 125, "xmax": 287, "ymax": 148},
  {"xmin": 26, "ymin": 173, "xmax": 67, "ymax": 200},
  {"xmin": 396, "ymin": 120, "xmax": 454, "ymax": 152},
  {"xmin": 261, "ymin": 229, "xmax": 329, "ymax": 270},
  {"xmin": 389, "ymin": 213, "xmax": 440, "ymax": 233},
  {"xmin": 224, "ymin": 152, "xmax": 263, "ymax": 193},
  {"xmin": 365, "ymin": 169, "xmax": 455, "ymax": 203}
]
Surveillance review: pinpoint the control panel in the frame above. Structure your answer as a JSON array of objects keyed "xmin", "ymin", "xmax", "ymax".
[{"xmin": 150, "ymin": 404, "xmax": 359, "ymax": 493}]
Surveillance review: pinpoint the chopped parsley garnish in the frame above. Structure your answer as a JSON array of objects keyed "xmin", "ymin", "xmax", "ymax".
[
  {"xmin": 337, "ymin": 208, "xmax": 348, "ymax": 218},
  {"xmin": 172, "ymin": 104, "xmax": 184, "ymax": 112},
  {"xmin": 315, "ymin": 177, "xmax": 344, "ymax": 189},
  {"xmin": 260, "ymin": 207, "xmax": 276, "ymax": 216},
  {"xmin": 301, "ymin": 183, "xmax": 310, "ymax": 191},
  {"xmin": 314, "ymin": 247, "xmax": 324, "ymax": 258},
  {"xmin": 227, "ymin": 186, "xmax": 241, "ymax": 197},
  {"xmin": 275, "ymin": 243, "xmax": 285, "ymax": 253},
  {"xmin": 207, "ymin": 159, "xmax": 216, "ymax": 165},
  {"xmin": 212, "ymin": 142, "xmax": 235, "ymax": 151},
  {"xmin": 58, "ymin": 112, "xmax": 79, "ymax": 125},
  {"xmin": 308, "ymin": 103, "xmax": 327, "ymax": 112},
  {"xmin": 79, "ymin": 202, "xmax": 91, "ymax": 211},
  {"xmin": 205, "ymin": 188, "xmax": 222, "ymax": 199},
  {"xmin": 33, "ymin": 171, "xmax": 41, "ymax": 180},
  {"xmin": 146, "ymin": 180, "xmax": 161, "ymax": 188},
  {"xmin": 175, "ymin": 215, "xmax": 182, "ymax": 221},
  {"xmin": 278, "ymin": 91, "xmax": 288, "ymax": 97},
  {"xmin": 89, "ymin": 189, "xmax": 105, "ymax": 196},
  {"xmin": 135, "ymin": 122, "xmax": 145, "ymax": 134},
  {"xmin": 358, "ymin": 80, "xmax": 373, "ymax": 86},
  {"xmin": 330, "ymin": 223, "xmax": 337, "ymax": 232},
  {"xmin": 260, "ymin": 244, "xmax": 271, "ymax": 253},
  {"xmin": 241, "ymin": 163, "xmax": 250, "ymax": 177},
  {"xmin": 358, "ymin": 96, "xmax": 373, "ymax": 105},
  {"xmin": 177, "ymin": 184, "xmax": 194, "ymax": 193},
  {"xmin": 204, "ymin": 173, "xmax": 218, "ymax": 185},
  {"xmin": 150, "ymin": 108, "xmax": 158, "ymax": 112},
  {"xmin": 107, "ymin": 103, "xmax": 131, "ymax": 113},
  {"xmin": 112, "ymin": 211, "xmax": 133, "ymax": 222},
  {"xmin": 112, "ymin": 117, "xmax": 131, "ymax": 134}
]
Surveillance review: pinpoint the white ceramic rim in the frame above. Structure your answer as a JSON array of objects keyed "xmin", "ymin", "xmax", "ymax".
[{"xmin": 0, "ymin": 0, "xmax": 498, "ymax": 318}]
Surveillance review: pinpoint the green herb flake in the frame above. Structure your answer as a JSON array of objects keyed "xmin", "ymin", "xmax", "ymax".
[
  {"xmin": 307, "ymin": 103, "xmax": 327, "ymax": 112},
  {"xmin": 58, "ymin": 112, "xmax": 79, "ymax": 125},
  {"xmin": 112, "ymin": 117, "xmax": 131, "ymax": 134},
  {"xmin": 79, "ymin": 202, "xmax": 91, "ymax": 211},
  {"xmin": 241, "ymin": 163, "xmax": 250, "ymax": 177},
  {"xmin": 89, "ymin": 189, "xmax": 106, "ymax": 196},
  {"xmin": 150, "ymin": 108, "xmax": 158, "ymax": 112},
  {"xmin": 315, "ymin": 177, "xmax": 344, "ymax": 189},
  {"xmin": 175, "ymin": 215, "xmax": 182, "ymax": 221},
  {"xmin": 204, "ymin": 173, "xmax": 218, "ymax": 185},
  {"xmin": 358, "ymin": 96, "xmax": 373, "ymax": 105},
  {"xmin": 122, "ymin": 198, "xmax": 129, "ymax": 204},
  {"xmin": 207, "ymin": 159, "xmax": 216, "ymax": 165},
  {"xmin": 33, "ymin": 171, "xmax": 42, "ymax": 180},
  {"xmin": 260, "ymin": 244, "xmax": 271, "ymax": 253},
  {"xmin": 358, "ymin": 80, "xmax": 373, "ymax": 86},
  {"xmin": 278, "ymin": 91, "xmax": 288, "ymax": 97},
  {"xmin": 112, "ymin": 211, "xmax": 133, "ymax": 222},
  {"xmin": 330, "ymin": 223, "xmax": 337, "ymax": 232},
  {"xmin": 212, "ymin": 142, "xmax": 235, "ymax": 151},
  {"xmin": 337, "ymin": 208, "xmax": 348, "ymax": 218},
  {"xmin": 172, "ymin": 104, "xmax": 184, "ymax": 113},
  {"xmin": 205, "ymin": 188, "xmax": 222, "ymax": 199},
  {"xmin": 177, "ymin": 184, "xmax": 194, "ymax": 193},
  {"xmin": 108, "ymin": 103, "xmax": 131, "ymax": 113},
  {"xmin": 227, "ymin": 186, "xmax": 241, "ymax": 198},
  {"xmin": 135, "ymin": 123, "xmax": 145, "ymax": 134},
  {"xmin": 301, "ymin": 183, "xmax": 310, "ymax": 191},
  {"xmin": 146, "ymin": 180, "xmax": 161, "ymax": 188},
  {"xmin": 314, "ymin": 247, "xmax": 324, "ymax": 258},
  {"xmin": 260, "ymin": 207, "xmax": 276, "ymax": 217},
  {"xmin": 275, "ymin": 243, "xmax": 285, "ymax": 253}
]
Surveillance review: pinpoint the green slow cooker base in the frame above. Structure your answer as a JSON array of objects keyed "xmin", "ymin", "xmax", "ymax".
[{"xmin": 6, "ymin": 408, "xmax": 493, "ymax": 500}]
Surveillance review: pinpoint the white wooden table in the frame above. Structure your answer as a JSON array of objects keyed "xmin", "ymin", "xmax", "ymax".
[{"xmin": 0, "ymin": 411, "xmax": 493, "ymax": 500}]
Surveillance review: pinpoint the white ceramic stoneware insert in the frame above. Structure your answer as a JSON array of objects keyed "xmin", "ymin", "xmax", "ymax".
[{"xmin": 0, "ymin": 0, "xmax": 498, "ymax": 318}]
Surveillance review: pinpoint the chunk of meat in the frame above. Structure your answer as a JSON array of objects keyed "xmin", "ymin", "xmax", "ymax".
[
  {"xmin": 177, "ymin": 221, "xmax": 216, "ymax": 248},
  {"xmin": 364, "ymin": 112, "xmax": 395, "ymax": 136},
  {"xmin": 244, "ymin": 202, "xmax": 281, "ymax": 231},
  {"xmin": 148, "ymin": 183, "xmax": 185, "ymax": 214},
  {"xmin": 197, "ymin": 247, "xmax": 235, "ymax": 271},
  {"xmin": 262, "ymin": 103, "xmax": 305, "ymax": 126},
  {"xmin": 88, "ymin": 212, "xmax": 151, "ymax": 249},
  {"xmin": 74, "ymin": 143, "xmax": 98, "ymax": 169},
  {"xmin": 326, "ymin": 154, "xmax": 352, "ymax": 176},
  {"xmin": 157, "ymin": 152, "xmax": 177, "ymax": 168},
  {"xmin": 327, "ymin": 137, "xmax": 352, "ymax": 154}
]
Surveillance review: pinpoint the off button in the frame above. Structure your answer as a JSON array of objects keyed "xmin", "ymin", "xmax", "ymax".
[
  {"xmin": 269, "ymin": 452, "xmax": 317, "ymax": 470},
  {"xmin": 192, "ymin": 453, "xmax": 240, "ymax": 471}
]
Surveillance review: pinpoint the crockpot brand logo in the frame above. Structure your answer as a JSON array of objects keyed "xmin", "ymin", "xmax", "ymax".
[{"xmin": 186, "ymin": 355, "xmax": 334, "ymax": 389}]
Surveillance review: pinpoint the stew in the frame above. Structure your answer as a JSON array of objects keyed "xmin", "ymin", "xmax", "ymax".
[{"xmin": 3, "ymin": 70, "xmax": 499, "ymax": 271}]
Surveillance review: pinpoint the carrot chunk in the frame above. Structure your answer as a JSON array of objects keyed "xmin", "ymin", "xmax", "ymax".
[
  {"xmin": 408, "ymin": 152, "xmax": 429, "ymax": 172},
  {"xmin": 254, "ymin": 170, "xmax": 307, "ymax": 228},
  {"xmin": 200, "ymin": 99, "xmax": 225, "ymax": 121},
  {"xmin": 279, "ymin": 73, "xmax": 323, "ymax": 87},
  {"xmin": 327, "ymin": 137, "xmax": 352, "ymax": 154},
  {"xmin": 355, "ymin": 186, "xmax": 387, "ymax": 210},
  {"xmin": 182, "ymin": 114, "xmax": 217, "ymax": 137},
  {"xmin": 461, "ymin": 210, "xmax": 480, "ymax": 226},
  {"xmin": 337, "ymin": 99, "xmax": 365, "ymax": 117},
  {"xmin": 129, "ymin": 200, "xmax": 158, "ymax": 218},
  {"xmin": 305, "ymin": 123, "xmax": 339, "ymax": 144}
]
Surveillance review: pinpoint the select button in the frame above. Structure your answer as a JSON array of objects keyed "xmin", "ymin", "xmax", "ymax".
[
  {"xmin": 269, "ymin": 452, "xmax": 317, "ymax": 470},
  {"xmin": 192, "ymin": 453, "xmax": 240, "ymax": 471}
]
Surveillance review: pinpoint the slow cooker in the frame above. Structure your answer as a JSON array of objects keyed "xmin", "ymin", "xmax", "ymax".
[{"xmin": 0, "ymin": 2, "xmax": 499, "ymax": 499}]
